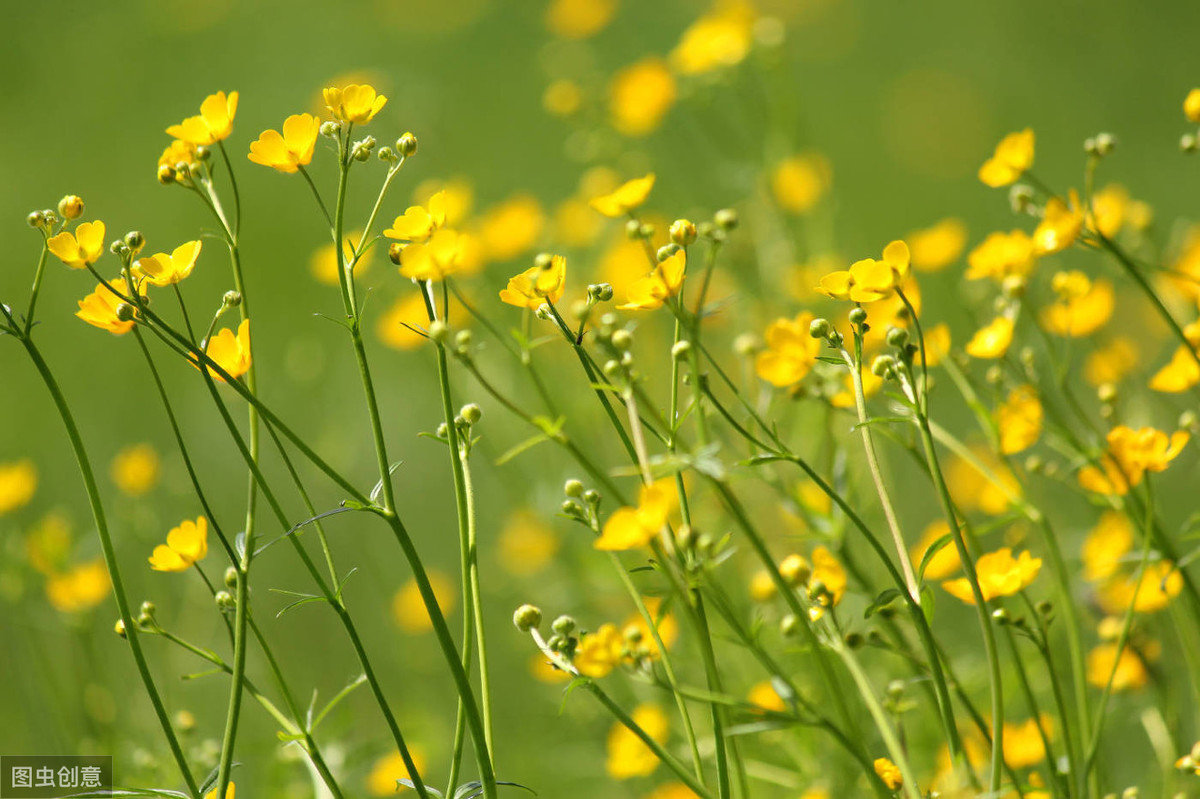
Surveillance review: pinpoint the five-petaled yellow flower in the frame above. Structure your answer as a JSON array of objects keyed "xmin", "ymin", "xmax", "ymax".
[
  {"xmin": 166, "ymin": 91, "xmax": 238, "ymax": 146},
  {"xmin": 135, "ymin": 240, "xmax": 202, "ymax": 287},
  {"xmin": 149, "ymin": 516, "xmax": 209, "ymax": 572},
  {"xmin": 1040, "ymin": 271, "xmax": 1113, "ymax": 337},
  {"xmin": 966, "ymin": 230, "xmax": 1037, "ymax": 282},
  {"xmin": 978, "ymin": 128, "xmax": 1034, "ymax": 188},
  {"xmin": 397, "ymin": 229, "xmax": 470, "ymax": 282},
  {"xmin": 1077, "ymin": 425, "xmax": 1189, "ymax": 496},
  {"xmin": 385, "ymin": 192, "xmax": 447, "ymax": 243},
  {"xmin": 196, "ymin": 319, "xmax": 252, "ymax": 382},
  {"xmin": 817, "ymin": 240, "xmax": 910, "ymax": 303},
  {"xmin": 76, "ymin": 277, "xmax": 141, "ymax": 335},
  {"xmin": 248, "ymin": 113, "xmax": 321, "ymax": 173},
  {"xmin": 942, "ymin": 547, "xmax": 1042, "ymax": 604},
  {"xmin": 755, "ymin": 311, "xmax": 820, "ymax": 387},
  {"xmin": 590, "ymin": 173, "xmax": 655, "ymax": 218},
  {"xmin": 907, "ymin": 218, "xmax": 968, "ymax": 272},
  {"xmin": 1033, "ymin": 189, "xmax": 1084, "ymax": 254},
  {"xmin": 595, "ymin": 479, "xmax": 676, "ymax": 550},
  {"xmin": 48, "ymin": 221, "xmax": 106, "ymax": 269},
  {"xmin": 499, "ymin": 255, "xmax": 567, "ymax": 309},
  {"xmin": 965, "ymin": 315, "xmax": 1014, "ymax": 359},
  {"xmin": 324, "ymin": 84, "xmax": 387, "ymax": 125},
  {"xmin": 618, "ymin": 250, "xmax": 686, "ymax": 311}
]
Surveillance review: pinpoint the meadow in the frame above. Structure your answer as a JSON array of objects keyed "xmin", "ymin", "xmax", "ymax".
[{"xmin": 2, "ymin": 1, "xmax": 1200, "ymax": 798}]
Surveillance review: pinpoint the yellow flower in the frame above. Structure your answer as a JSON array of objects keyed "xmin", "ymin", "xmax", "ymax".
[
  {"xmin": 670, "ymin": 0, "xmax": 756, "ymax": 75},
  {"xmin": 134, "ymin": 240, "xmax": 202, "ymax": 287},
  {"xmin": 922, "ymin": 323, "xmax": 952, "ymax": 367},
  {"xmin": 817, "ymin": 240, "xmax": 910, "ymax": 303},
  {"xmin": 166, "ymin": 90, "xmax": 238, "ymax": 146},
  {"xmin": 46, "ymin": 559, "xmax": 111, "ymax": 613},
  {"xmin": 907, "ymin": 218, "xmax": 967, "ymax": 272},
  {"xmin": 1081, "ymin": 511, "xmax": 1133, "ymax": 582},
  {"xmin": 748, "ymin": 681, "xmax": 786, "ymax": 712},
  {"xmin": 392, "ymin": 570, "xmax": 455, "ymax": 633},
  {"xmin": 1086, "ymin": 643, "xmax": 1147, "ymax": 691},
  {"xmin": 366, "ymin": 748, "xmax": 427, "ymax": 796},
  {"xmin": 595, "ymin": 479, "xmax": 676, "ymax": 550},
  {"xmin": 530, "ymin": 651, "xmax": 571, "ymax": 684},
  {"xmin": 910, "ymin": 520, "xmax": 961, "ymax": 581},
  {"xmin": 376, "ymin": 292, "xmax": 433, "ymax": 350},
  {"xmin": 477, "ymin": 194, "xmax": 546, "ymax": 262},
  {"xmin": 622, "ymin": 597, "xmax": 679, "ymax": 660},
  {"xmin": 873, "ymin": 757, "xmax": 903, "ymax": 790},
  {"xmin": 748, "ymin": 570, "xmax": 776, "ymax": 602},
  {"xmin": 48, "ymin": 221, "xmax": 106, "ymax": 269},
  {"xmin": 1033, "ymin": 190, "xmax": 1084, "ymax": 255},
  {"xmin": 1090, "ymin": 183, "xmax": 1129, "ymax": 238},
  {"xmin": 111, "ymin": 443, "xmax": 160, "ymax": 497},
  {"xmin": 148, "ymin": 516, "xmax": 208, "ymax": 572},
  {"xmin": 158, "ymin": 139, "xmax": 198, "ymax": 172},
  {"xmin": 499, "ymin": 256, "xmax": 567, "ymax": 310},
  {"xmin": 204, "ymin": 783, "xmax": 235, "ymax": 799},
  {"xmin": 1149, "ymin": 321, "xmax": 1200, "ymax": 393},
  {"xmin": 997, "ymin": 385, "xmax": 1043, "ymax": 454},
  {"xmin": 1077, "ymin": 425, "xmax": 1189, "ymax": 496},
  {"xmin": 618, "ymin": 250, "xmax": 687, "ymax": 311},
  {"xmin": 978, "ymin": 128, "xmax": 1034, "ymax": 188},
  {"xmin": 1085, "ymin": 337, "xmax": 1138, "ymax": 386},
  {"xmin": 607, "ymin": 704, "xmax": 668, "ymax": 779},
  {"xmin": 323, "ymin": 84, "xmax": 387, "ymax": 125},
  {"xmin": 610, "ymin": 58, "xmax": 677, "ymax": 137},
  {"xmin": 575, "ymin": 623, "xmax": 624, "ymax": 677},
  {"xmin": 76, "ymin": 277, "xmax": 141, "ymax": 335},
  {"xmin": 591, "ymin": 173, "xmax": 656, "ymax": 218},
  {"xmin": 0, "ymin": 459, "xmax": 37, "ymax": 516},
  {"xmin": 545, "ymin": 0, "xmax": 617, "ymax": 39},
  {"xmin": 25, "ymin": 512, "xmax": 71, "ymax": 575},
  {"xmin": 942, "ymin": 548, "xmax": 1042, "ymax": 604},
  {"xmin": 965, "ymin": 230, "xmax": 1036, "ymax": 281},
  {"xmin": 965, "ymin": 316, "xmax": 1014, "ymax": 359},
  {"xmin": 386, "ymin": 192, "xmax": 448, "ymax": 243},
  {"xmin": 247, "ymin": 113, "xmax": 320, "ymax": 173},
  {"xmin": 811, "ymin": 546, "xmax": 847, "ymax": 606},
  {"xmin": 311, "ymin": 231, "xmax": 371, "ymax": 285},
  {"xmin": 397, "ymin": 229, "xmax": 471, "ymax": 282},
  {"xmin": 498, "ymin": 509, "xmax": 558, "ymax": 576},
  {"xmin": 644, "ymin": 784, "xmax": 700, "ymax": 799},
  {"xmin": 1040, "ymin": 272, "xmax": 1113, "ymax": 337},
  {"xmin": 1004, "ymin": 715, "xmax": 1052, "ymax": 768},
  {"xmin": 755, "ymin": 312, "xmax": 820, "ymax": 387},
  {"xmin": 1098, "ymin": 561, "xmax": 1183, "ymax": 615},
  {"xmin": 771, "ymin": 153, "xmax": 832, "ymax": 215},
  {"xmin": 196, "ymin": 319, "xmax": 252, "ymax": 382},
  {"xmin": 412, "ymin": 178, "xmax": 474, "ymax": 227},
  {"xmin": 946, "ymin": 446, "xmax": 1018, "ymax": 515},
  {"xmin": 1185, "ymin": 88, "xmax": 1200, "ymax": 123}
]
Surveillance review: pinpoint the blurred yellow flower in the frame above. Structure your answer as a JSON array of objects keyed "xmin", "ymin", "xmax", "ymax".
[
  {"xmin": 622, "ymin": 597, "xmax": 678, "ymax": 659},
  {"xmin": 965, "ymin": 315, "xmax": 1014, "ymax": 359},
  {"xmin": 366, "ymin": 748, "xmax": 426, "ymax": 796},
  {"xmin": 46, "ymin": 559, "xmax": 111, "ymax": 613},
  {"xmin": 1040, "ymin": 272, "xmax": 1113, "ymax": 337},
  {"xmin": 610, "ymin": 58, "xmax": 676, "ymax": 137},
  {"xmin": 477, "ymin": 194, "xmax": 545, "ymax": 262},
  {"xmin": 48, "ymin": 221, "xmax": 106, "ymax": 269},
  {"xmin": 1086, "ymin": 643, "xmax": 1147, "ymax": 691},
  {"xmin": 1090, "ymin": 183, "xmax": 1129, "ymax": 238},
  {"xmin": 166, "ymin": 90, "xmax": 238, "ymax": 146},
  {"xmin": 575, "ymin": 623, "xmax": 624, "ymax": 678},
  {"xmin": 1081, "ymin": 511, "xmax": 1133, "ymax": 582},
  {"xmin": 748, "ymin": 680, "xmax": 786, "ymax": 712},
  {"xmin": 398, "ymin": 229, "xmax": 470, "ymax": 282},
  {"xmin": 76, "ymin": 278, "xmax": 139, "ymax": 335},
  {"xmin": 135, "ymin": 240, "xmax": 202, "ymax": 287},
  {"xmin": 247, "ymin": 113, "xmax": 320, "ymax": 173},
  {"xmin": 412, "ymin": 178, "xmax": 473, "ymax": 227},
  {"xmin": 966, "ymin": 230, "xmax": 1037, "ymax": 282},
  {"xmin": 324, "ymin": 84, "xmax": 387, "ymax": 125},
  {"xmin": 1149, "ymin": 321, "xmax": 1200, "ymax": 393},
  {"xmin": 997, "ymin": 385, "xmax": 1042, "ymax": 454},
  {"xmin": 811, "ymin": 546, "xmax": 847, "ymax": 606},
  {"xmin": 595, "ymin": 479, "xmax": 675, "ymax": 550},
  {"xmin": 771, "ymin": 153, "xmax": 832, "ymax": 215},
  {"xmin": 376, "ymin": 293, "xmax": 432, "ymax": 351},
  {"xmin": 749, "ymin": 569, "xmax": 776, "ymax": 602},
  {"xmin": 1004, "ymin": 715, "xmax": 1051, "ymax": 768},
  {"xmin": 203, "ymin": 783, "xmax": 234, "ymax": 799},
  {"xmin": 529, "ymin": 652, "xmax": 571, "ymax": 683},
  {"xmin": 942, "ymin": 548, "xmax": 1041, "ymax": 604},
  {"xmin": 607, "ymin": 704, "xmax": 668, "ymax": 778},
  {"xmin": 0, "ymin": 459, "xmax": 37, "ymax": 516},
  {"xmin": 907, "ymin": 218, "xmax": 967, "ymax": 272},
  {"xmin": 386, "ymin": 192, "xmax": 448, "ymax": 243},
  {"xmin": 392, "ymin": 570, "xmax": 455, "ymax": 633},
  {"xmin": 1098, "ymin": 560, "xmax": 1183, "ymax": 615},
  {"xmin": 25, "ymin": 512, "xmax": 71, "ymax": 575},
  {"xmin": 197, "ymin": 319, "xmax": 252, "ymax": 382},
  {"xmin": 148, "ymin": 516, "xmax": 209, "ymax": 572},
  {"xmin": 946, "ymin": 446, "xmax": 1017, "ymax": 515},
  {"xmin": 1084, "ymin": 336, "xmax": 1138, "ymax": 386},
  {"xmin": 922, "ymin": 322, "xmax": 951, "ymax": 367},
  {"xmin": 111, "ymin": 443, "xmax": 160, "ymax": 497},
  {"xmin": 1077, "ymin": 425, "xmax": 1188, "ymax": 496},
  {"xmin": 1033, "ymin": 190, "xmax": 1084, "ymax": 255},
  {"xmin": 873, "ymin": 757, "xmax": 903, "ymax": 790},
  {"xmin": 643, "ymin": 784, "xmax": 699, "ymax": 799},
  {"xmin": 911, "ymin": 520, "xmax": 960, "ymax": 580},
  {"xmin": 670, "ymin": 0, "xmax": 756, "ymax": 75},
  {"xmin": 618, "ymin": 250, "xmax": 686, "ymax": 311},
  {"xmin": 755, "ymin": 311, "xmax": 820, "ymax": 387},
  {"xmin": 311, "ymin": 231, "xmax": 371, "ymax": 285},
  {"xmin": 978, "ymin": 128, "xmax": 1034, "ymax": 188},
  {"xmin": 591, "ymin": 173, "xmax": 656, "ymax": 218},
  {"xmin": 158, "ymin": 139, "xmax": 198, "ymax": 172},
  {"xmin": 1185, "ymin": 88, "xmax": 1200, "ymax": 123},
  {"xmin": 498, "ymin": 509, "xmax": 559, "ymax": 576},
  {"xmin": 545, "ymin": 0, "xmax": 617, "ymax": 39},
  {"xmin": 817, "ymin": 240, "xmax": 910, "ymax": 303}
]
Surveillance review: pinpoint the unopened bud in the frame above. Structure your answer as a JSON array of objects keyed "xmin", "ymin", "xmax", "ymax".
[
  {"xmin": 849, "ymin": 307, "xmax": 867, "ymax": 326},
  {"xmin": 611, "ymin": 329, "xmax": 633, "ymax": 351},
  {"xmin": 885, "ymin": 326, "xmax": 909, "ymax": 349},
  {"xmin": 551, "ymin": 615, "xmax": 576, "ymax": 635},
  {"xmin": 809, "ymin": 318, "xmax": 832, "ymax": 339},
  {"xmin": 58, "ymin": 195, "xmax": 85, "ymax": 220},
  {"xmin": 564, "ymin": 479, "xmax": 584, "ymax": 498},
  {"xmin": 114, "ymin": 619, "xmax": 127, "ymax": 638},
  {"xmin": 224, "ymin": 567, "xmax": 238, "ymax": 588},
  {"xmin": 396, "ymin": 132, "xmax": 418, "ymax": 157},
  {"xmin": 656, "ymin": 243, "xmax": 680, "ymax": 262},
  {"xmin": 460, "ymin": 403, "xmax": 482, "ymax": 425},
  {"xmin": 672, "ymin": 340, "xmax": 692, "ymax": 360},
  {"xmin": 779, "ymin": 554, "xmax": 811, "ymax": 587},
  {"xmin": 513, "ymin": 604, "xmax": 542, "ymax": 632},
  {"xmin": 670, "ymin": 219, "xmax": 697, "ymax": 246},
  {"xmin": 320, "ymin": 121, "xmax": 342, "ymax": 139},
  {"xmin": 714, "ymin": 208, "xmax": 739, "ymax": 230},
  {"xmin": 157, "ymin": 165, "xmax": 177, "ymax": 185},
  {"xmin": 428, "ymin": 320, "xmax": 449, "ymax": 343},
  {"xmin": 223, "ymin": 291, "xmax": 242, "ymax": 308}
]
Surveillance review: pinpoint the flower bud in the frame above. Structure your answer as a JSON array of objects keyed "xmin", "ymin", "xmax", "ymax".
[
  {"xmin": 377, "ymin": 146, "xmax": 397, "ymax": 163},
  {"xmin": 455, "ymin": 329, "xmax": 473, "ymax": 349},
  {"xmin": 583, "ymin": 489, "xmax": 601, "ymax": 505},
  {"xmin": 320, "ymin": 121, "xmax": 342, "ymax": 138},
  {"xmin": 714, "ymin": 208, "xmax": 739, "ymax": 230},
  {"xmin": 638, "ymin": 222, "xmax": 655, "ymax": 239},
  {"xmin": 123, "ymin": 231, "xmax": 145, "ymax": 255},
  {"xmin": 845, "ymin": 631, "xmax": 863, "ymax": 649},
  {"xmin": 885, "ymin": 326, "xmax": 909, "ymax": 349},
  {"xmin": 624, "ymin": 219, "xmax": 642, "ymax": 239},
  {"xmin": 140, "ymin": 600, "xmax": 156, "ymax": 618},
  {"xmin": 592, "ymin": 283, "xmax": 614, "ymax": 303},
  {"xmin": 115, "ymin": 303, "xmax": 136, "ymax": 322},
  {"xmin": 223, "ymin": 290, "xmax": 243, "ymax": 308},
  {"xmin": 27, "ymin": 210, "xmax": 46, "ymax": 229},
  {"xmin": 1009, "ymin": 184, "xmax": 1035, "ymax": 214},
  {"xmin": 992, "ymin": 607, "xmax": 1010, "ymax": 624},
  {"xmin": 656, "ymin": 243, "xmax": 680, "ymax": 262},
  {"xmin": 603, "ymin": 359, "xmax": 622, "ymax": 379},
  {"xmin": 513, "ymin": 603, "xmax": 542, "ymax": 632},
  {"xmin": 352, "ymin": 136, "xmax": 376, "ymax": 162},
  {"xmin": 551, "ymin": 615, "xmax": 576, "ymax": 635},
  {"xmin": 1097, "ymin": 383, "xmax": 1117, "ymax": 404},
  {"xmin": 215, "ymin": 590, "xmax": 236, "ymax": 610},
  {"xmin": 1094, "ymin": 132, "xmax": 1115, "ymax": 156},
  {"xmin": 870, "ymin": 355, "xmax": 896, "ymax": 378},
  {"xmin": 157, "ymin": 165, "xmax": 177, "ymax": 185},
  {"xmin": 1182, "ymin": 133, "xmax": 1198, "ymax": 153},
  {"xmin": 564, "ymin": 479, "xmax": 584, "ymax": 498},
  {"xmin": 778, "ymin": 554, "xmax": 811, "ymax": 587},
  {"xmin": 114, "ymin": 619, "xmax": 127, "ymax": 638},
  {"xmin": 848, "ymin": 307, "xmax": 867, "ymax": 326},
  {"xmin": 809, "ymin": 318, "xmax": 832, "ymax": 339},
  {"xmin": 675, "ymin": 524, "xmax": 696, "ymax": 550},
  {"xmin": 224, "ymin": 567, "xmax": 238, "ymax": 588},
  {"xmin": 58, "ymin": 195, "xmax": 85, "ymax": 220},
  {"xmin": 611, "ymin": 329, "xmax": 633, "ymax": 351},
  {"xmin": 780, "ymin": 614, "xmax": 799, "ymax": 637},
  {"xmin": 460, "ymin": 403, "xmax": 482, "ymax": 425},
  {"xmin": 110, "ymin": 240, "xmax": 130, "ymax": 258},
  {"xmin": 195, "ymin": 145, "xmax": 211, "ymax": 161},
  {"xmin": 428, "ymin": 320, "xmax": 450, "ymax": 343},
  {"xmin": 670, "ymin": 219, "xmax": 697, "ymax": 246},
  {"xmin": 396, "ymin": 132, "xmax": 418, "ymax": 157},
  {"xmin": 672, "ymin": 340, "xmax": 692, "ymax": 360}
]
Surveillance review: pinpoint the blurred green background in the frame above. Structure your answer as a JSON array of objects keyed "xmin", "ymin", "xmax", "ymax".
[{"xmin": 3, "ymin": 0, "xmax": 1199, "ymax": 796}]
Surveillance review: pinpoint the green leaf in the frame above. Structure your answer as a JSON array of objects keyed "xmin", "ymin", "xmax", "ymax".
[
  {"xmin": 864, "ymin": 588, "xmax": 902, "ymax": 619},
  {"xmin": 311, "ymin": 674, "xmax": 367, "ymax": 730},
  {"xmin": 397, "ymin": 780, "xmax": 443, "ymax": 798},
  {"xmin": 917, "ymin": 533, "xmax": 955, "ymax": 582},
  {"xmin": 921, "ymin": 584, "xmax": 936, "ymax": 625},
  {"xmin": 816, "ymin": 355, "xmax": 846, "ymax": 365},
  {"xmin": 495, "ymin": 431, "xmax": 553, "ymax": 465}
]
